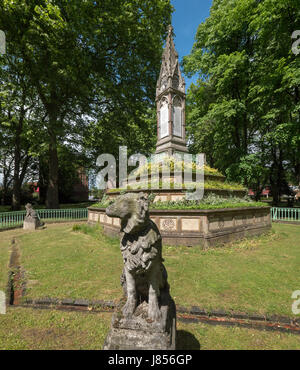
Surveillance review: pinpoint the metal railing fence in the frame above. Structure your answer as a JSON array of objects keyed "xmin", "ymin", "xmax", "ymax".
[
  {"xmin": 271, "ymin": 207, "xmax": 300, "ymax": 222},
  {"xmin": 0, "ymin": 208, "xmax": 88, "ymax": 230}
]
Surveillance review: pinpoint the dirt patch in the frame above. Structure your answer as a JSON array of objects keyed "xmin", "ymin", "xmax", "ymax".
[{"xmin": 7, "ymin": 238, "xmax": 26, "ymax": 305}]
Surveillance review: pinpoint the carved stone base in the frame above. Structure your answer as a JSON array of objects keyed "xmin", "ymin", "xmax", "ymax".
[
  {"xmin": 23, "ymin": 219, "xmax": 38, "ymax": 230},
  {"xmin": 89, "ymin": 206, "xmax": 271, "ymax": 247},
  {"xmin": 103, "ymin": 294, "xmax": 176, "ymax": 350}
]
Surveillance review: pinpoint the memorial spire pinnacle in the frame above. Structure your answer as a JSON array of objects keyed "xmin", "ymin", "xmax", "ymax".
[
  {"xmin": 155, "ymin": 25, "xmax": 188, "ymax": 156},
  {"xmin": 156, "ymin": 25, "xmax": 185, "ymax": 96}
]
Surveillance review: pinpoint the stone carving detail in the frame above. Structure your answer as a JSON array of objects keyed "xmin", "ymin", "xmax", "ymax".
[
  {"xmin": 156, "ymin": 26, "xmax": 185, "ymax": 96},
  {"xmin": 162, "ymin": 218, "xmax": 176, "ymax": 231},
  {"xmin": 160, "ymin": 76, "xmax": 168, "ymax": 92},
  {"xmin": 218, "ymin": 217, "xmax": 225, "ymax": 229},
  {"xmin": 172, "ymin": 75, "xmax": 179, "ymax": 89},
  {"xmin": 23, "ymin": 203, "xmax": 44, "ymax": 230},
  {"xmin": 103, "ymin": 192, "xmax": 176, "ymax": 350}
]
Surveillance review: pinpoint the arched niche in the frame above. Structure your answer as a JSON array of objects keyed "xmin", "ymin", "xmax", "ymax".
[
  {"xmin": 172, "ymin": 75, "xmax": 179, "ymax": 89},
  {"xmin": 159, "ymin": 96, "xmax": 169, "ymax": 139},
  {"xmin": 172, "ymin": 96, "xmax": 182, "ymax": 137}
]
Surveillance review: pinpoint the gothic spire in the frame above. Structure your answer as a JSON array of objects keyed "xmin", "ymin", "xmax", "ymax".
[{"xmin": 156, "ymin": 24, "xmax": 185, "ymax": 97}]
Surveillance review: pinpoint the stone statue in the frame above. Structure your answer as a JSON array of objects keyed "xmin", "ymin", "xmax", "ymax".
[
  {"xmin": 23, "ymin": 203, "xmax": 44, "ymax": 230},
  {"xmin": 103, "ymin": 192, "xmax": 176, "ymax": 350},
  {"xmin": 106, "ymin": 192, "xmax": 168, "ymax": 320}
]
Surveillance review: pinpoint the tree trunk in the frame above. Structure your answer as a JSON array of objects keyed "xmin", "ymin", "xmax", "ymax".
[
  {"xmin": 12, "ymin": 147, "xmax": 21, "ymax": 211},
  {"xmin": 12, "ymin": 111, "xmax": 24, "ymax": 211},
  {"xmin": 255, "ymin": 185, "xmax": 262, "ymax": 202},
  {"xmin": 38, "ymin": 156, "xmax": 47, "ymax": 205},
  {"xmin": 271, "ymin": 181, "xmax": 279, "ymax": 206},
  {"xmin": 46, "ymin": 131, "xmax": 59, "ymax": 209},
  {"xmin": 1, "ymin": 155, "xmax": 8, "ymax": 205},
  {"xmin": 12, "ymin": 177, "xmax": 21, "ymax": 210}
]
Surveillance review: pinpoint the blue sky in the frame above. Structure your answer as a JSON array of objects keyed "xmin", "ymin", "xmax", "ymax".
[{"xmin": 171, "ymin": 0, "xmax": 213, "ymax": 89}]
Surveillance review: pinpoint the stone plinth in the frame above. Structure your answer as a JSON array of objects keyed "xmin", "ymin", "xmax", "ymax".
[
  {"xmin": 23, "ymin": 203, "xmax": 44, "ymax": 230},
  {"xmin": 88, "ymin": 206, "xmax": 271, "ymax": 248},
  {"xmin": 23, "ymin": 219, "xmax": 38, "ymax": 230},
  {"xmin": 103, "ymin": 293, "xmax": 176, "ymax": 350}
]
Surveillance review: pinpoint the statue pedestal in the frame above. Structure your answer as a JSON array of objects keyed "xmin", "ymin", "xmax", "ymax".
[
  {"xmin": 23, "ymin": 219, "xmax": 38, "ymax": 230},
  {"xmin": 103, "ymin": 293, "xmax": 176, "ymax": 350}
]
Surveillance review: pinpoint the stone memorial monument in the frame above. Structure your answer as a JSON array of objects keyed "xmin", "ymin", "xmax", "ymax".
[
  {"xmin": 23, "ymin": 203, "xmax": 44, "ymax": 230},
  {"xmin": 88, "ymin": 24, "xmax": 271, "ymax": 248},
  {"xmin": 103, "ymin": 192, "xmax": 176, "ymax": 350},
  {"xmin": 155, "ymin": 25, "xmax": 188, "ymax": 159}
]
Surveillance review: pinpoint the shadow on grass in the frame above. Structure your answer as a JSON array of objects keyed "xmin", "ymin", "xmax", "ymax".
[{"xmin": 176, "ymin": 330, "xmax": 200, "ymax": 350}]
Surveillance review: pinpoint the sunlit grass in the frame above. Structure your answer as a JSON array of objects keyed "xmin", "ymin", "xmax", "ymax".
[
  {"xmin": 0, "ymin": 307, "xmax": 110, "ymax": 350},
  {"xmin": 0, "ymin": 307, "xmax": 299, "ymax": 350},
  {"xmin": 1, "ymin": 223, "xmax": 299, "ymax": 319}
]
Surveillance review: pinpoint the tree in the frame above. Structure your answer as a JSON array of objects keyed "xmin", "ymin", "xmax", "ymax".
[
  {"xmin": 237, "ymin": 154, "xmax": 269, "ymax": 201},
  {"xmin": 0, "ymin": 0, "xmax": 172, "ymax": 207},
  {"xmin": 183, "ymin": 0, "xmax": 300, "ymax": 204},
  {"xmin": 0, "ymin": 52, "xmax": 43, "ymax": 209}
]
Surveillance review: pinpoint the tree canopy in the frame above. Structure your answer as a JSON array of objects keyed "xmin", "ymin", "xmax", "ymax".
[
  {"xmin": 0, "ymin": 0, "xmax": 172, "ymax": 208},
  {"xmin": 183, "ymin": 0, "xmax": 300, "ymax": 203}
]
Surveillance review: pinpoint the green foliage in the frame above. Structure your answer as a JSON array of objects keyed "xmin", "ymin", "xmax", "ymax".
[
  {"xmin": 131, "ymin": 156, "xmax": 223, "ymax": 177},
  {"xmin": 89, "ymin": 188, "xmax": 105, "ymax": 201},
  {"xmin": 150, "ymin": 194, "xmax": 264, "ymax": 210},
  {"xmin": 91, "ymin": 193, "xmax": 262, "ymax": 210},
  {"xmin": 183, "ymin": 0, "xmax": 300, "ymax": 203},
  {"xmin": 232, "ymin": 154, "xmax": 269, "ymax": 198},
  {"xmin": 0, "ymin": 0, "xmax": 173, "ymax": 208},
  {"xmin": 56, "ymin": 145, "xmax": 87, "ymax": 203},
  {"xmin": 105, "ymin": 179, "xmax": 245, "ymax": 192}
]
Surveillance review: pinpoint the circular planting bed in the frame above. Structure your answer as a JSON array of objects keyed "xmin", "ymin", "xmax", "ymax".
[
  {"xmin": 88, "ymin": 205, "xmax": 271, "ymax": 248},
  {"xmin": 90, "ymin": 158, "xmax": 270, "ymax": 247}
]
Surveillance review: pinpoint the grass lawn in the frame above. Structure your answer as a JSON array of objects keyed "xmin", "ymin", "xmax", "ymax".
[
  {"xmin": 0, "ymin": 222, "xmax": 300, "ymax": 350},
  {"xmin": 0, "ymin": 307, "xmax": 111, "ymax": 350},
  {"xmin": 10, "ymin": 222, "xmax": 299, "ymax": 318},
  {"xmin": 177, "ymin": 320, "xmax": 300, "ymax": 350},
  {"xmin": 165, "ymin": 224, "xmax": 300, "ymax": 317},
  {"xmin": 0, "ymin": 307, "xmax": 299, "ymax": 350},
  {"xmin": 19, "ymin": 223, "xmax": 123, "ymax": 301},
  {"xmin": 0, "ymin": 223, "xmax": 299, "ymax": 318},
  {"xmin": 0, "ymin": 227, "xmax": 29, "ymax": 292}
]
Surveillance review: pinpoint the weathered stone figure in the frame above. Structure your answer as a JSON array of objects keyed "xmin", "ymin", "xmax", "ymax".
[
  {"xmin": 107, "ymin": 192, "xmax": 168, "ymax": 320},
  {"xmin": 103, "ymin": 192, "xmax": 176, "ymax": 350},
  {"xmin": 23, "ymin": 203, "xmax": 44, "ymax": 230}
]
